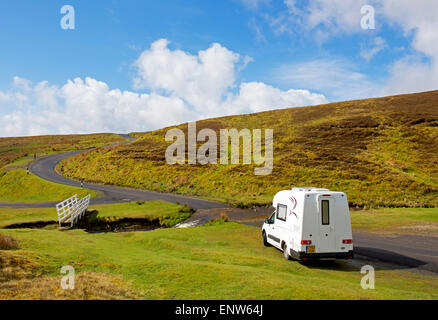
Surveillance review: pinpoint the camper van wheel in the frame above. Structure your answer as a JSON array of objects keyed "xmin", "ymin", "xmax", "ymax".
[
  {"xmin": 262, "ymin": 231, "xmax": 270, "ymax": 247},
  {"xmin": 283, "ymin": 243, "xmax": 290, "ymax": 261}
]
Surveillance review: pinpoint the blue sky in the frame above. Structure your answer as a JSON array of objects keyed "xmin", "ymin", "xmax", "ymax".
[
  {"xmin": 0, "ymin": 0, "xmax": 436, "ymax": 136},
  {"xmin": 0, "ymin": 0, "xmax": 268, "ymax": 91}
]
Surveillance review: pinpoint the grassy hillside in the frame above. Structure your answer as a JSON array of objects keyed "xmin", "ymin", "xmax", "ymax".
[
  {"xmin": 0, "ymin": 133, "xmax": 127, "ymax": 203},
  {"xmin": 0, "ymin": 169, "xmax": 97, "ymax": 203},
  {"xmin": 59, "ymin": 91, "xmax": 438, "ymax": 208},
  {"xmin": 0, "ymin": 133, "xmax": 128, "ymax": 169}
]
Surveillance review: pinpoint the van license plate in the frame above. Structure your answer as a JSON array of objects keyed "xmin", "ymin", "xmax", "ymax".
[{"xmin": 306, "ymin": 245, "xmax": 316, "ymax": 253}]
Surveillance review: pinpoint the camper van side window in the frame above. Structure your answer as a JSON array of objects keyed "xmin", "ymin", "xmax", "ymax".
[
  {"xmin": 277, "ymin": 204, "xmax": 287, "ymax": 221},
  {"xmin": 321, "ymin": 200, "xmax": 330, "ymax": 225}
]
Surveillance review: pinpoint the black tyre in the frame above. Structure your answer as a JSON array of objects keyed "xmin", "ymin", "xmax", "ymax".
[
  {"xmin": 283, "ymin": 243, "xmax": 290, "ymax": 260},
  {"xmin": 263, "ymin": 231, "xmax": 270, "ymax": 247}
]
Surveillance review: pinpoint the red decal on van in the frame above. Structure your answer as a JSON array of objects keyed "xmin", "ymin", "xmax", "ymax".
[{"xmin": 289, "ymin": 197, "xmax": 297, "ymax": 210}]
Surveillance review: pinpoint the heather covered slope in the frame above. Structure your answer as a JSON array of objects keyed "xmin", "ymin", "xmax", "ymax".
[{"xmin": 58, "ymin": 91, "xmax": 438, "ymax": 208}]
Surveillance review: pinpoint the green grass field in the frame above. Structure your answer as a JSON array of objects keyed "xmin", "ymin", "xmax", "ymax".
[
  {"xmin": 1, "ymin": 204, "xmax": 437, "ymax": 299},
  {"xmin": 1, "ymin": 222, "xmax": 437, "ymax": 299},
  {"xmin": 0, "ymin": 169, "xmax": 97, "ymax": 203},
  {"xmin": 58, "ymin": 91, "xmax": 438, "ymax": 208},
  {"xmin": 7, "ymin": 157, "xmax": 34, "ymax": 167},
  {"xmin": 89, "ymin": 201, "xmax": 193, "ymax": 227},
  {"xmin": 351, "ymin": 207, "xmax": 438, "ymax": 236}
]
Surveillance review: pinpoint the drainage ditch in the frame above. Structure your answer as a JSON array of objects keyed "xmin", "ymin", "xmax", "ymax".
[{"xmin": 3, "ymin": 210, "xmax": 163, "ymax": 233}]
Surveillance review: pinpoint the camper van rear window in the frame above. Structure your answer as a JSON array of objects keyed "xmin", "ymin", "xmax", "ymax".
[
  {"xmin": 321, "ymin": 200, "xmax": 330, "ymax": 225},
  {"xmin": 277, "ymin": 204, "xmax": 287, "ymax": 221}
]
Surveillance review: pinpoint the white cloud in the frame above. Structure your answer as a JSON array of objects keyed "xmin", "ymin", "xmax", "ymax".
[
  {"xmin": 284, "ymin": 0, "xmax": 373, "ymax": 35},
  {"xmin": 381, "ymin": 0, "xmax": 438, "ymax": 58},
  {"xmin": 249, "ymin": 18, "xmax": 266, "ymax": 42},
  {"xmin": 133, "ymin": 39, "xmax": 327, "ymax": 117},
  {"xmin": 0, "ymin": 91, "xmax": 7, "ymax": 104},
  {"xmin": 278, "ymin": 0, "xmax": 438, "ymax": 96},
  {"xmin": 0, "ymin": 77, "xmax": 192, "ymax": 137},
  {"xmin": 360, "ymin": 37, "xmax": 386, "ymax": 62},
  {"xmin": 13, "ymin": 76, "xmax": 32, "ymax": 92},
  {"xmin": 229, "ymin": 82, "xmax": 326, "ymax": 113},
  {"xmin": 240, "ymin": 0, "xmax": 270, "ymax": 10},
  {"xmin": 275, "ymin": 59, "xmax": 380, "ymax": 101},
  {"xmin": 133, "ymin": 39, "xmax": 241, "ymax": 117},
  {"xmin": 0, "ymin": 39, "xmax": 327, "ymax": 137},
  {"xmin": 383, "ymin": 57, "xmax": 438, "ymax": 96},
  {"xmin": 282, "ymin": 0, "xmax": 438, "ymax": 58},
  {"xmin": 379, "ymin": 0, "xmax": 438, "ymax": 95}
]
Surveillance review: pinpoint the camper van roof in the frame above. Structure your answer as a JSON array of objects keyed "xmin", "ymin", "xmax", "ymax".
[{"xmin": 291, "ymin": 187, "xmax": 330, "ymax": 192}]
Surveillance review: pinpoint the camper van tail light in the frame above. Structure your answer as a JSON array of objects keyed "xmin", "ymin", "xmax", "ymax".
[
  {"xmin": 322, "ymin": 194, "xmax": 331, "ymax": 197},
  {"xmin": 301, "ymin": 240, "xmax": 312, "ymax": 245},
  {"xmin": 342, "ymin": 239, "xmax": 353, "ymax": 244}
]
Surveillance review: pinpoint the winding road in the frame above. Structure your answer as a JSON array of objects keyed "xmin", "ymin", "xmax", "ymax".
[
  {"xmin": 1, "ymin": 134, "xmax": 438, "ymax": 273},
  {"xmin": 23, "ymin": 134, "xmax": 228, "ymax": 210}
]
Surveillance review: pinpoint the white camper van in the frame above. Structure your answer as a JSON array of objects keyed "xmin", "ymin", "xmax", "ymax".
[{"xmin": 262, "ymin": 187, "xmax": 354, "ymax": 261}]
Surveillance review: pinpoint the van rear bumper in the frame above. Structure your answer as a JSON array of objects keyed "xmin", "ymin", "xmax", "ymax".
[{"xmin": 290, "ymin": 249, "xmax": 354, "ymax": 260}]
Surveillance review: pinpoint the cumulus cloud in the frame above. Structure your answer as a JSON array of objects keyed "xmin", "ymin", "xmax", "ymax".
[
  {"xmin": 0, "ymin": 77, "xmax": 191, "ymax": 137},
  {"xmin": 230, "ymin": 82, "xmax": 326, "ymax": 113},
  {"xmin": 133, "ymin": 39, "xmax": 325, "ymax": 118},
  {"xmin": 0, "ymin": 39, "xmax": 327, "ymax": 137},
  {"xmin": 133, "ymin": 39, "xmax": 241, "ymax": 117}
]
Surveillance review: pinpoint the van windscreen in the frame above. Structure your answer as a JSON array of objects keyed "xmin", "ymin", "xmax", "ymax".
[{"xmin": 321, "ymin": 200, "xmax": 330, "ymax": 225}]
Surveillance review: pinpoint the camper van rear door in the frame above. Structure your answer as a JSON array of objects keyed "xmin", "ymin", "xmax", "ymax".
[{"xmin": 319, "ymin": 197, "xmax": 336, "ymax": 252}]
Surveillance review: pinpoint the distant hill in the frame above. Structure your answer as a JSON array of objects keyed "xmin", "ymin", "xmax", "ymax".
[
  {"xmin": 58, "ymin": 90, "xmax": 438, "ymax": 208},
  {"xmin": 0, "ymin": 134, "xmax": 127, "ymax": 169}
]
